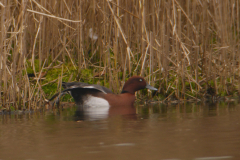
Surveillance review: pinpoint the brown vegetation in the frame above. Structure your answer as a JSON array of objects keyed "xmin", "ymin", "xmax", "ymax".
[{"xmin": 0, "ymin": 0, "xmax": 240, "ymax": 110}]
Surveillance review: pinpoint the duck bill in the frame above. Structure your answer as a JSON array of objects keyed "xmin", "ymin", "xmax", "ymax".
[{"xmin": 146, "ymin": 83, "xmax": 158, "ymax": 91}]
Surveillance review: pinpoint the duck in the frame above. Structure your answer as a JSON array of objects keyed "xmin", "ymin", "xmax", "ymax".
[{"xmin": 49, "ymin": 76, "xmax": 157, "ymax": 119}]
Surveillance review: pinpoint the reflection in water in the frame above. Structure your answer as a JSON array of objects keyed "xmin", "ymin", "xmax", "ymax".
[
  {"xmin": 74, "ymin": 104, "xmax": 138, "ymax": 121},
  {"xmin": 0, "ymin": 102, "xmax": 240, "ymax": 160},
  {"xmin": 74, "ymin": 105, "xmax": 109, "ymax": 121}
]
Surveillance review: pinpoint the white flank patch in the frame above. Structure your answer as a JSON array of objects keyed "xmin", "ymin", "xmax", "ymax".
[{"xmin": 83, "ymin": 95, "xmax": 110, "ymax": 120}]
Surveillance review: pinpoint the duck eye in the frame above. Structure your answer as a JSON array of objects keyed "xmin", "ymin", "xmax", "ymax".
[{"xmin": 139, "ymin": 79, "xmax": 142, "ymax": 82}]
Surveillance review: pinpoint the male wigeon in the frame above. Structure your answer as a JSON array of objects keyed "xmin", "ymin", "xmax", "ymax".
[{"xmin": 49, "ymin": 76, "xmax": 157, "ymax": 119}]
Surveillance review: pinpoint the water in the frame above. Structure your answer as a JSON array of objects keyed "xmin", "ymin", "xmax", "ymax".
[{"xmin": 1, "ymin": 102, "xmax": 240, "ymax": 160}]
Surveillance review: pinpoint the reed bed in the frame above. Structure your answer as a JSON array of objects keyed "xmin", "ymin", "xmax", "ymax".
[{"xmin": 1, "ymin": 0, "xmax": 240, "ymax": 110}]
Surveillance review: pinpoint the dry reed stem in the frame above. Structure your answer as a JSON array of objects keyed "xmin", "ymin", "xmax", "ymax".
[
  {"xmin": 0, "ymin": 2, "xmax": 5, "ymax": 7},
  {"xmin": 26, "ymin": 9, "xmax": 82, "ymax": 23},
  {"xmin": 30, "ymin": 59, "xmax": 47, "ymax": 101},
  {"xmin": 107, "ymin": 1, "xmax": 134, "ymax": 61},
  {"xmin": 109, "ymin": 1, "xmax": 140, "ymax": 19},
  {"xmin": 58, "ymin": 31, "xmax": 77, "ymax": 70}
]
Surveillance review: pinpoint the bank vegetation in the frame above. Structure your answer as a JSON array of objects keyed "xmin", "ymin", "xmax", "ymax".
[{"xmin": 0, "ymin": 0, "xmax": 240, "ymax": 110}]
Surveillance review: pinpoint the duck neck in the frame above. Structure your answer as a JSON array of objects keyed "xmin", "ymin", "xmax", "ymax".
[{"xmin": 121, "ymin": 89, "xmax": 135, "ymax": 95}]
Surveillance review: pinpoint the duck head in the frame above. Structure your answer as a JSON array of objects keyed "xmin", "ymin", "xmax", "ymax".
[{"xmin": 121, "ymin": 76, "xmax": 158, "ymax": 94}]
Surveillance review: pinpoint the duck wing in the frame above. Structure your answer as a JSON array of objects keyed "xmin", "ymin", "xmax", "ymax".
[
  {"xmin": 62, "ymin": 82, "xmax": 113, "ymax": 94},
  {"xmin": 48, "ymin": 82, "xmax": 113, "ymax": 104}
]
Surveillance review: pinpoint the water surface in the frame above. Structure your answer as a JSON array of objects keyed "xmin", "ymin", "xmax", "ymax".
[{"xmin": 1, "ymin": 102, "xmax": 240, "ymax": 160}]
